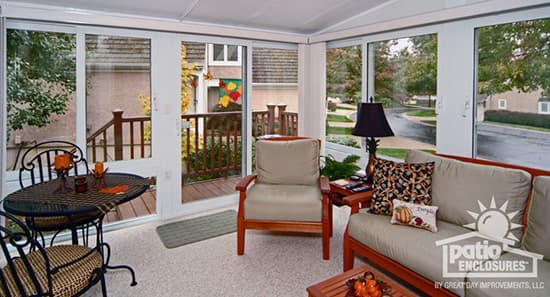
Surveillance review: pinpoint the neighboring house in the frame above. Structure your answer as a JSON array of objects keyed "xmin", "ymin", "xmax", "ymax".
[
  {"xmin": 251, "ymin": 48, "xmax": 298, "ymax": 112},
  {"xmin": 183, "ymin": 43, "xmax": 298, "ymax": 113},
  {"xmin": 7, "ymin": 38, "xmax": 298, "ymax": 166},
  {"xmin": 476, "ymin": 89, "xmax": 547, "ymax": 121}
]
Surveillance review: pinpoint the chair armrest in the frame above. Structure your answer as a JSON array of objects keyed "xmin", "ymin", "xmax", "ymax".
[
  {"xmin": 320, "ymin": 176, "xmax": 330, "ymax": 194},
  {"xmin": 344, "ymin": 191, "xmax": 373, "ymax": 214},
  {"xmin": 235, "ymin": 174, "xmax": 257, "ymax": 192}
]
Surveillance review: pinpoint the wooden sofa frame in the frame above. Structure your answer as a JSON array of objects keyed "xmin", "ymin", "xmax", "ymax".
[
  {"xmin": 236, "ymin": 136, "xmax": 333, "ymax": 260},
  {"xmin": 342, "ymin": 154, "xmax": 550, "ymax": 297}
]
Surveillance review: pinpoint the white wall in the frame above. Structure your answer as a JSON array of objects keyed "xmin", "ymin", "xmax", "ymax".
[{"xmin": 298, "ymin": 43, "xmax": 326, "ymax": 143}]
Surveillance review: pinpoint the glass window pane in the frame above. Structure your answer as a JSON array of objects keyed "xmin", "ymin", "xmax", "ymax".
[
  {"xmin": 227, "ymin": 45, "xmax": 239, "ymax": 61},
  {"xmin": 252, "ymin": 47, "xmax": 298, "ymax": 138},
  {"xmin": 213, "ymin": 44, "xmax": 225, "ymax": 61},
  {"xmin": 6, "ymin": 29, "xmax": 76, "ymax": 170},
  {"xmin": 475, "ymin": 18, "xmax": 550, "ymax": 169},
  {"xmin": 325, "ymin": 45, "xmax": 362, "ymax": 148},
  {"xmin": 85, "ymin": 35, "xmax": 151, "ymax": 162},
  {"xmin": 370, "ymin": 34, "xmax": 438, "ymax": 160},
  {"xmin": 181, "ymin": 41, "xmax": 244, "ymax": 202}
]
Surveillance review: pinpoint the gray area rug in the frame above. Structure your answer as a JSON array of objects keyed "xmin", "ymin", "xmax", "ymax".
[{"xmin": 156, "ymin": 209, "xmax": 237, "ymax": 248}]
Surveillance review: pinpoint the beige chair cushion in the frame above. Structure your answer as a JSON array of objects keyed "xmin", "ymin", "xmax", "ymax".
[
  {"xmin": 406, "ymin": 150, "xmax": 531, "ymax": 244},
  {"xmin": 255, "ymin": 139, "xmax": 319, "ymax": 186},
  {"xmin": 244, "ymin": 183, "xmax": 322, "ymax": 222},
  {"xmin": 522, "ymin": 176, "xmax": 550, "ymax": 261},
  {"xmin": 348, "ymin": 210, "xmax": 473, "ymax": 296},
  {"xmin": 466, "ymin": 253, "xmax": 550, "ymax": 297}
]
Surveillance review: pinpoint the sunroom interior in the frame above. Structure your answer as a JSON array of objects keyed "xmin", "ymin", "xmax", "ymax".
[{"xmin": 0, "ymin": 0, "xmax": 549, "ymax": 296}]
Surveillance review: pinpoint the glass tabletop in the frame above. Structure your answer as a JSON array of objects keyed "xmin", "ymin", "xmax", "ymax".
[{"xmin": 3, "ymin": 173, "xmax": 150, "ymax": 217}]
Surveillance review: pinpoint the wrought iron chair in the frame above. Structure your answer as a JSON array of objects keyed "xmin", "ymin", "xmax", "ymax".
[
  {"xmin": 0, "ymin": 210, "xmax": 107, "ymax": 297},
  {"xmin": 18, "ymin": 140, "xmax": 101, "ymax": 246},
  {"xmin": 235, "ymin": 136, "xmax": 332, "ymax": 260}
]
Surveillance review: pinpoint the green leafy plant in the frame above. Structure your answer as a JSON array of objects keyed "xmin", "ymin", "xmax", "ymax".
[
  {"xmin": 320, "ymin": 154, "xmax": 361, "ymax": 181},
  {"xmin": 7, "ymin": 29, "xmax": 76, "ymax": 138}
]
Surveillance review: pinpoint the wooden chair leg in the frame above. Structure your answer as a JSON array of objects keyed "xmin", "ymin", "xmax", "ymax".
[
  {"xmin": 343, "ymin": 230, "xmax": 354, "ymax": 271},
  {"xmin": 237, "ymin": 217, "xmax": 245, "ymax": 255},
  {"xmin": 329, "ymin": 203, "xmax": 333, "ymax": 237},
  {"xmin": 322, "ymin": 218, "xmax": 330, "ymax": 260},
  {"xmin": 322, "ymin": 231, "xmax": 330, "ymax": 260}
]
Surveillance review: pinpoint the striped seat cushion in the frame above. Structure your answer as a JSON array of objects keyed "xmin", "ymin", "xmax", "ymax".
[{"xmin": 0, "ymin": 245, "xmax": 103, "ymax": 297}]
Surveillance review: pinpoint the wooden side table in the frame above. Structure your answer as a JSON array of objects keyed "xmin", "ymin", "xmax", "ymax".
[
  {"xmin": 307, "ymin": 264, "xmax": 418, "ymax": 297},
  {"xmin": 329, "ymin": 180, "xmax": 373, "ymax": 213}
]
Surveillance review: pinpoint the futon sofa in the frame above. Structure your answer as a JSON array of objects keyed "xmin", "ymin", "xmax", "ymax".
[{"xmin": 343, "ymin": 150, "xmax": 550, "ymax": 297}]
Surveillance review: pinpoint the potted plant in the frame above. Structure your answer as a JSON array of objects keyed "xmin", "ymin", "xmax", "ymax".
[{"xmin": 320, "ymin": 154, "xmax": 361, "ymax": 181}]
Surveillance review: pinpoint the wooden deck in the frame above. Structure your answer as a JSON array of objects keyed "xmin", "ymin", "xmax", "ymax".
[
  {"xmin": 102, "ymin": 176, "xmax": 240, "ymax": 224},
  {"xmin": 182, "ymin": 176, "xmax": 240, "ymax": 203},
  {"xmin": 103, "ymin": 190, "xmax": 157, "ymax": 224}
]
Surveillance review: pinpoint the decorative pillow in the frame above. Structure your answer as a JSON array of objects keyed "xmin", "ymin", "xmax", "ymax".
[
  {"xmin": 391, "ymin": 199, "xmax": 439, "ymax": 232},
  {"xmin": 369, "ymin": 158, "xmax": 434, "ymax": 215}
]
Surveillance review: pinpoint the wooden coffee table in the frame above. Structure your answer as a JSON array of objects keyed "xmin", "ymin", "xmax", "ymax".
[{"xmin": 307, "ymin": 264, "xmax": 419, "ymax": 297}]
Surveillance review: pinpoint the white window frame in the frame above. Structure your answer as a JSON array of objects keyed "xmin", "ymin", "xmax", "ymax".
[
  {"xmin": 539, "ymin": 102, "xmax": 550, "ymax": 114},
  {"xmin": 498, "ymin": 99, "xmax": 507, "ymax": 109},
  {"xmin": 208, "ymin": 44, "xmax": 242, "ymax": 66}
]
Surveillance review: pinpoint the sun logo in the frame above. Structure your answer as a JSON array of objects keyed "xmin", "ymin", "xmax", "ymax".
[{"xmin": 463, "ymin": 196, "xmax": 523, "ymax": 243}]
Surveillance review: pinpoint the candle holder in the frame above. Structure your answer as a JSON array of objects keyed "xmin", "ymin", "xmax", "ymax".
[
  {"xmin": 54, "ymin": 167, "xmax": 73, "ymax": 193},
  {"xmin": 74, "ymin": 175, "xmax": 88, "ymax": 193},
  {"xmin": 91, "ymin": 168, "xmax": 108, "ymax": 189}
]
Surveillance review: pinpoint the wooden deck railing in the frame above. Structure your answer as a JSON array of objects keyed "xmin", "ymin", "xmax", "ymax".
[
  {"xmin": 86, "ymin": 109, "xmax": 150, "ymax": 163},
  {"xmin": 86, "ymin": 105, "xmax": 298, "ymax": 180}
]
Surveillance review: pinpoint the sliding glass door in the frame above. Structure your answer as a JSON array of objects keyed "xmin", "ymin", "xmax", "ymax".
[{"xmin": 179, "ymin": 41, "xmax": 244, "ymax": 205}]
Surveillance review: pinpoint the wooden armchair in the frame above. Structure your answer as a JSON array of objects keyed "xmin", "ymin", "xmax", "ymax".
[
  {"xmin": 0, "ymin": 210, "xmax": 107, "ymax": 297},
  {"xmin": 235, "ymin": 136, "xmax": 332, "ymax": 260}
]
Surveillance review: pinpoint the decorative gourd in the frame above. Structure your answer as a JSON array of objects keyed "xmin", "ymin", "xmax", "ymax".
[{"xmin": 395, "ymin": 206, "xmax": 413, "ymax": 224}]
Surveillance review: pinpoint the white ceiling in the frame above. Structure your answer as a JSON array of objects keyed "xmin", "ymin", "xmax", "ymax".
[{"xmin": 1, "ymin": 0, "xmax": 510, "ymax": 35}]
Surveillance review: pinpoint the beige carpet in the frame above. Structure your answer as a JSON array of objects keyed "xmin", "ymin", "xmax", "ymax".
[{"xmin": 82, "ymin": 205, "xmax": 365, "ymax": 297}]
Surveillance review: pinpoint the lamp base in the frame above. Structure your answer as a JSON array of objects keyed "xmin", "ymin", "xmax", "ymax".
[{"xmin": 365, "ymin": 151, "xmax": 376, "ymax": 184}]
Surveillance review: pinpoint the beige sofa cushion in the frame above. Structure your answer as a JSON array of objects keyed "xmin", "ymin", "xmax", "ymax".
[
  {"xmin": 522, "ymin": 176, "xmax": 550, "ymax": 261},
  {"xmin": 466, "ymin": 253, "xmax": 550, "ymax": 297},
  {"xmin": 406, "ymin": 150, "xmax": 531, "ymax": 243},
  {"xmin": 244, "ymin": 183, "xmax": 322, "ymax": 222},
  {"xmin": 255, "ymin": 139, "xmax": 319, "ymax": 186},
  {"xmin": 348, "ymin": 211, "xmax": 473, "ymax": 296}
]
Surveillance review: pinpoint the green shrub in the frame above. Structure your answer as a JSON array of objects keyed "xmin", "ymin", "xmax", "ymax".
[
  {"xmin": 326, "ymin": 126, "xmax": 353, "ymax": 135},
  {"xmin": 377, "ymin": 97, "xmax": 404, "ymax": 109},
  {"xmin": 326, "ymin": 135, "xmax": 360, "ymax": 148},
  {"xmin": 485, "ymin": 110, "xmax": 550, "ymax": 129},
  {"xmin": 407, "ymin": 109, "xmax": 436, "ymax": 117},
  {"xmin": 320, "ymin": 154, "xmax": 361, "ymax": 181},
  {"xmin": 327, "ymin": 101, "xmax": 337, "ymax": 112},
  {"xmin": 326, "ymin": 114, "xmax": 353, "ymax": 122}
]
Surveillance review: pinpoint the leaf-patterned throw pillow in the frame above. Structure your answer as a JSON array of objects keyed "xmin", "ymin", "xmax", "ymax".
[{"xmin": 369, "ymin": 158, "xmax": 434, "ymax": 215}]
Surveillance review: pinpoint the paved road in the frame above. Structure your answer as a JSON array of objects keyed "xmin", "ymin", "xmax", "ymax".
[
  {"xmin": 476, "ymin": 124, "xmax": 550, "ymax": 170},
  {"xmin": 350, "ymin": 108, "xmax": 550, "ymax": 170}
]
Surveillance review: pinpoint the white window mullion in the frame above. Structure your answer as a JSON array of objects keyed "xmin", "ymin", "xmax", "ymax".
[{"xmin": 75, "ymin": 29, "xmax": 87, "ymax": 156}]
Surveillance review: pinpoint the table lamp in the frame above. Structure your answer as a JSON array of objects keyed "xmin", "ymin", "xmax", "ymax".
[{"xmin": 352, "ymin": 97, "xmax": 394, "ymax": 182}]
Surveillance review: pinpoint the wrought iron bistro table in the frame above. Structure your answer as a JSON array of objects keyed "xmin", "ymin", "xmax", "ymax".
[{"xmin": 3, "ymin": 172, "xmax": 150, "ymax": 286}]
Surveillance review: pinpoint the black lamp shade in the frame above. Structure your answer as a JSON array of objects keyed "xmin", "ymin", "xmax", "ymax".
[{"xmin": 352, "ymin": 103, "xmax": 394, "ymax": 137}]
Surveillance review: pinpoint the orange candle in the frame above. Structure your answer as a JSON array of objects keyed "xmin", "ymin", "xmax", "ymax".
[
  {"xmin": 54, "ymin": 154, "xmax": 71, "ymax": 170},
  {"xmin": 94, "ymin": 162, "xmax": 104, "ymax": 174}
]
